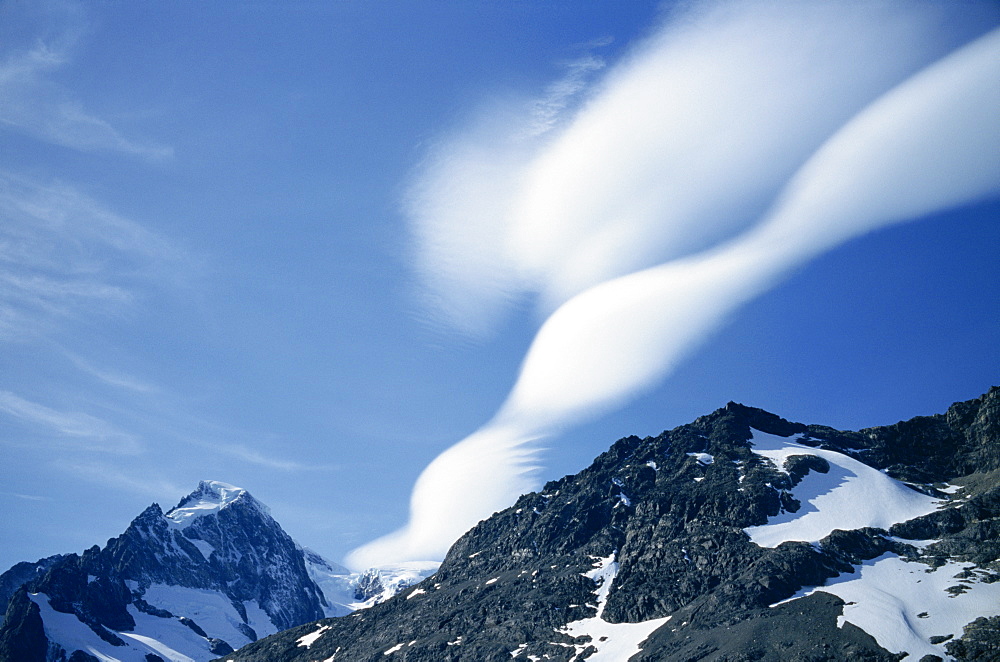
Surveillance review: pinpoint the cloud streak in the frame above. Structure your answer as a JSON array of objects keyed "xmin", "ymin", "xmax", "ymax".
[
  {"xmin": 0, "ymin": 5, "xmax": 172, "ymax": 160},
  {"xmin": 349, "ymin": 1, "xmax": 1000, "ymax": 568},
  {"xmin": 0, "ymin": 390, "xmax": 142, "ymax": 454},
  {"xmin": 0, "ymin": 172, "xmax": 187, "ymax": 340}
]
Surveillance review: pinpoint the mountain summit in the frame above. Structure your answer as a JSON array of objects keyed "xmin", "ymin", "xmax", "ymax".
[
  {"xmin": 225, "ymin": 387, "xmax": 1000, "ymax": 662},
  {"xmin": 165, "ymin": 481, "xmax": 257, "ymax": 527}
]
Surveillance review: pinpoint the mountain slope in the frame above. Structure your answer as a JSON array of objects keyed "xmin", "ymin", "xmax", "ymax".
[{"xmin": 222, "ymin": 387, "xmax": 1000, "ymax": 662}]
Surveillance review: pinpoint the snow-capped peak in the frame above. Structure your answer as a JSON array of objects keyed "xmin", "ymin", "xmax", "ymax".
[{"xmin": 165, "ymin": 480, "xmax": 255, "ymax": 528}]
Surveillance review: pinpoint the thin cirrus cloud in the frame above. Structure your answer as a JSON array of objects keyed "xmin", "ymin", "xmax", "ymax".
[
  {"xmin": 51, "ymin": 459, "xmax": 184, "ymax": 501},
  {"xmin": 0, "ymin": 18, "xmax": 172, "ymax": 161},
  {"xmin": 349, "ymin": 1, "xmax": 1000, "ymax": 568},
  {"xmin": 0, "ymin": 390, "xmax": 142, "ymax": 455},
  {"xmin": 0, "ymin": 172, "xmax": 187, "ymax": 340}
]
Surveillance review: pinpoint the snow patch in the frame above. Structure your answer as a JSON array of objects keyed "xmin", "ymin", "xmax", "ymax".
[
  {"xmin": 29, "ymin": 593, "xmax": 215, "ymax": 662},
  {"xmin": 383, "ymin": 642, "xmax": 404, "ymax": 655},
  {"xmin": 687, "ymin": 452, "xmax": 714, "ymax": 465},
  {"xmin": 242, "ymin": 599, "xmax": 277, "ymax": 639},
  {"xmin": 744, "ymin": 431, "xmax": 941, "ymax": 547},
  {"xmin": 886, "ymin": 536, "xmax": 940, "ymax": 550},
  {"xmin": 776, "ymin": 553, "xmax": 1000, "ymax": 661},
  {"xmin": 141, "ymin": 584, "xmax": 257, "ymax": 649},
  {"xmin": 557, "ymin": 553, "xmax": 672, "ymax": 661},
  {"xmin": 297, "ymin": 624, "xmax": 330, "ymax": 649},
  {"xmin": 406, "ymin": 588, "xmax": 428, "ymax": 599},
  {"xmin": 186, "ymin": 538, "xmax": 214, "ymax": 560}
]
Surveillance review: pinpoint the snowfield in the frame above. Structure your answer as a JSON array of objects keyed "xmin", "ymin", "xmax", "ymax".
[
  {"xmin": 744, "ymin": 430, "xmax": 942, "ymax": 547},
  {"xmin": 31, "ymin": 593, "xmax": 210, "ymax": 662},
  {"xmin": 554, "ymin": 553, "xmax": 671, "ymax": 661},
  {"xmin": 776, "ymin": 553, "xmax": 1000, "ymax": 661}
]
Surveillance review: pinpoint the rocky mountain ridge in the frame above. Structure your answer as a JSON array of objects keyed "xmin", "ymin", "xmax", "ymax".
[{"xmin": 223, "ymin": 387, "xmax": 1000, "ymax": 662}]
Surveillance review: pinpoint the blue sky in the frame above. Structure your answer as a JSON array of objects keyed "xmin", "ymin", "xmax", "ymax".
[{"xmin": 1, "ymin": 0, "xmax": 997, "ymax": 572}]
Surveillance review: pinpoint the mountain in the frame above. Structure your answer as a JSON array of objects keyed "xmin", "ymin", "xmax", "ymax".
[
  {"xmin": 0, "ymin": 481, "xmax": 434, "ymax": 662},
  {"xmin": 221, "ymin": 387, "xmax": 1000, "ymax": 662}
]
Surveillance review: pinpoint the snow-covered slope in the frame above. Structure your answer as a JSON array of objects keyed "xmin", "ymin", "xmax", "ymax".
[
  {"xmin": 301, "ymin": 548, "xmax": 437, "ymax": 617},
  {"xmin": 744, "ymin": 430, "xmax": 943, "ymax": 547}
]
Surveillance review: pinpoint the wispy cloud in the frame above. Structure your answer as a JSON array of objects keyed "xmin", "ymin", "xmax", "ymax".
[
  {"xmin": 352, "ymin": 1, "xmax": 1000, "ymax": 568},
  {"xmin": 52, "ymin": 459, "xmax": 183, "ymax": 501},
  {"xmin": 0, "ymin": 172, "xmax": 188, "ymax": 340},
  {"xmin": 0, "ymin": 390, "xmax": 142, "ymax": 454},
  {"xmin": 0, "ymin": 3, "xmax": 172, "ymax": 160},
  {"xmin": 63, "ymin": 352, "xmax": 158, "ymax": 394},
  {"xmin": 524, "ymin": 49, "xmax": 608, "ymax": 139},
  {"xmin": 0, "ymin": 491, "xmax": 53, "ymax": 502},
  {"xmin": 213, "ymin": 442, "xmax": 340, "ymax": 473}
]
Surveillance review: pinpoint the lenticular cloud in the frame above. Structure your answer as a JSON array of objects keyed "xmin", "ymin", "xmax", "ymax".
[{"xmin": 347, "ymin": 1, "xmax": 1000, "ymax": 569}]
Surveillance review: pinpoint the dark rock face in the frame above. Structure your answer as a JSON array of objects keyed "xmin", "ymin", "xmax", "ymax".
[
  {"xmin": 946, "ymin": 615, "xmax": 1000, "ymax": 660},
  {"xmin": 0, "ymin": 589, "xmax": 47, "ymax": 662},
  {"xmin": 223, "ymin": 388, "xmax": 1000, "ymax": 662},
  {"xmin": 0, "ymin": 555, "xmax": 64, "ymax": 610},
  {"xmin": 0, "ymin": 482, "xmax": 329, "ymax": 662}
]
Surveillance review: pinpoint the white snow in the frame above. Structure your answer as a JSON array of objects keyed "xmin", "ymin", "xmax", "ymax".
[
  {"xmin": 186, "ymin": 538, "xmax": 214, "ymax": 560},
  {"xmin": 776, "ymin": 553, "xmax": 1000, "ymax": 661},
  {"xmin": 29, "ymin": 593, "xmax": 217, "ymax": 662},
  {"xmin": 141, "ymin": 584, "xmax": 260, "ymax": 649},
  {"xmin": 31, "ymin": 592, "xmax": 137, "ymax": 662},
  {"xmin": 296, "ymin": 624, "xmax": 330, "ymax": 649},
  {"xmin": 301, "ymin": 548, "xmax": 356, "ymax": 617},
  {"xmin": 886, "ymin": 536, "xmax": 940, "ymax": 550},
  {"xmin": 120, "ymin": 606, "xmax": 211, "ymax": 662},
  {"xmin": 646, "ymin": 460, "xmax": 658, "ymax": 471},
  {"xmin": 383, "ymin": 642, "xmax": 404, "ymax": 655},
  {"xmin": 485, "ymin": 577, "xmax": 499, "ymax": 585},
  {"xmin": 744, "ymin": 431, "xmax": 942, "ymax": 547},
  {"xmin": 557, "ymin": 553, "xmax": 671, "ymax": 661},
  {"xmin": 165, "ymin": 481, "xmax": 247, "ymax": 529},
  {"xmin": 939, "ymin": 484, "xmax": 964, "ymax": 494},
  {"xmin": 406, "ymin": 588, "xmax": 428, "ymax": 599},
  {"xmin": 687, "ymin": 452, "xmax": 714, "ymax": 465},
  {"xmin": 345, "ymin": 561, "xmax": 439, "ymax": 610},
  {"xmin": 303, "ymin": 551, "xmax": 437, "ymax": 615},
  {"xmin": 242, "ymin": 599, "xmax": 277, "ymax": 639}
]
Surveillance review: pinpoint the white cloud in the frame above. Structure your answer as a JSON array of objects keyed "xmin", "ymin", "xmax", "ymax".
[
  {"xmin": 353, "ymin": 1, "xmax": 1000, "ymax": 567},
  {"xmin": 406, "ymin": 0, "xmax": 983, "ymax": 334}
]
